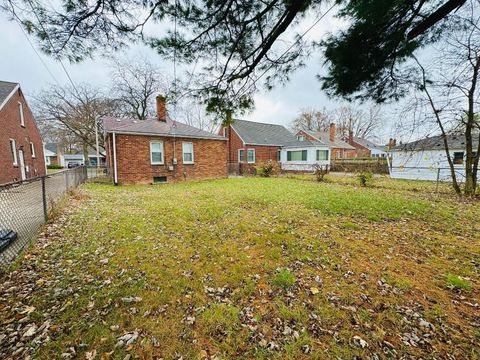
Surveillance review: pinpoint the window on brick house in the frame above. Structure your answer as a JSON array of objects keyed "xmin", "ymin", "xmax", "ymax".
[
  {"xmin": 297, "ymin": 135, "xmax": 305, "ymax": 141},
  {"xmin": 277, "ymin": 149, "xmax": 281, "ymax": 161},
  {"xmin": 18, "ymin": 102, "xmax": 25, "ymax": 127},
  {"xmin": 287, "ymin": 150, "xmax": 307, "ymax": 161},
  {"xmin": 247, "ymin": 149, "xmax": 255, "ymax": 163},
  {"xmin": 150, "ymin": 141, "xmax": 164, "ymax": 165},
  {"xmin": 238, "ymin": 149, "xmax": 244, "ymax": 162},
  {"xmin": 182, "ymin": 142, "xmax": 194, "ymax": 164},
  {"xmin": 453, "ymin": 151, "xmax": 464, "ymax": 165},
  {"xmin": 10, "ymin": 139, "xmax": 17, "ymax": 165},
  {"xmin": 30, "ymin": 142, "xmax": 36, "ymax": 158}
]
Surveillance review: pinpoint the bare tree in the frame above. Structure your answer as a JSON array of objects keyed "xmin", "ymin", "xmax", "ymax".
[
  {"xmin": 406, "ymin": 0, "xmax": 480, "ymax": 195},
  {"xmin": 33, "ymin": 84, "xmax": 120, "ymax": 164},
  {"xmin": 291, "ymin": 108, "xmax": 330, "ymax": 132},
  {"xmin": 176, "ymin": 99, "xmax": 218, "ymax": 133},
  {"xmin": 329, "ymin": 105, "xmax": 383, "ymax": 139},
  {"xmin": 110, "ymin": 56, "xmax": 170, "ymax": 120}
]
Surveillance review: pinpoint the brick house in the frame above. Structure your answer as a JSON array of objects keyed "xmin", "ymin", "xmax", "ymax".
[
  {"xmin": 102, "ymin": 97, "xmax": 227, "ymax": 185},
  {"xmin": 0, "ymin": 81, "xmax": 45, "ymax": 184},
  {"xmin": 220, "ymin": 119, "xmax": 296, "ymax": 167},
  {"xmin": 295, "ymin": 124, "xmax": 357, "ymax": 159},
  {"xmin": 340, "ymin": 132, "xmax": 388, "ymax": 158}
]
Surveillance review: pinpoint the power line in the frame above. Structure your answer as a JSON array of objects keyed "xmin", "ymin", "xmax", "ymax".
[
  {"xmin": 25, "ymin": 0, "xmax": 81, "ymax": 95},
  {"xmin": 13, "ymin": 18, "xmax": 61, "ymax": 86}
]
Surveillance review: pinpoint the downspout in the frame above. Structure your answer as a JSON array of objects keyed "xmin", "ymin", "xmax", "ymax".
[{"xmin": 112, "ymin": 132, "xmax": 118, "ymax": 185}]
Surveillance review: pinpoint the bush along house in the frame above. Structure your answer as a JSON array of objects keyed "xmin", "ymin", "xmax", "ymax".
[
  {"xmin": 102, "ymin": 96, "xmax": 228, "ymax": 185},
  {"xmin": 220, "ymin": 119, "xmax": 331, "ymax": 173},
  {"xmin": 0, "ymin": 81, "xmax": 46, "ymax": 185}
]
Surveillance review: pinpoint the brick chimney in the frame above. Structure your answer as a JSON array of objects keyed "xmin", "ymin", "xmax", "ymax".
[
  {"xmin": 329, "ymin": 123, "xmax": 336, "ymax": 142},
  {"xmin": 156, "ymin": 95, "xmax": 166, "ymax": 121},
  {"xmin": 348, "ymin": 130, "xmax": 354, "ymax": 144},
  {"xmin": 392, "ymin": 138, "xmax": 397, "ymax": 147}
]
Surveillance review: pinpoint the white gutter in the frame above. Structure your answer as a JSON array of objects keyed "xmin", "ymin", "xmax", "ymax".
[
  {"xmin": 112, "ymin": 132, "xmax": 118, "ymax": 185},
  {"xmin": 105, "ymin": 130, "xmax": 227, "ymax": 141},
  {"xmin": 0, "ymin": 84, "xmax": 20, "ymax": 111}
]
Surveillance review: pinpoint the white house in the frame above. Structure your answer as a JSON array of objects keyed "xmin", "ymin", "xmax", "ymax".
[
  {"xmin": 280, "ymin": 139, "xmax": 330, "ymax": 172},
  {"xmin": 389, "ymin": 133, "xmax": 479, "ymax": 181}
]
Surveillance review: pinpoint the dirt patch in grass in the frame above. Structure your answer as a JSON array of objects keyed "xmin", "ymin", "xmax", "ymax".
[{"xmin": 0, "ymin": 177, "xmax": 479, "ymax": 359}]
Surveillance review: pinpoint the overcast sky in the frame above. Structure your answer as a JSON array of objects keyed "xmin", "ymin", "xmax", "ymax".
[{"xmin": 0, "ymin": 5, "xmax": 401, "ymax": 143}]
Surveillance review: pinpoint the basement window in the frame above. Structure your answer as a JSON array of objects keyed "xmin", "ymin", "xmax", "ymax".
[
  {"xmin": 453, "ymin": 151, "xmax": 464, "ymax": 165},
  {"xmin": 153, "ymin": 176, "xmax": 167, "ymax": 184}
]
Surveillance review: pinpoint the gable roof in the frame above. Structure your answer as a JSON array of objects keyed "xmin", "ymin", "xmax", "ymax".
[
  {"xmin": 393, "ymin": 133, "xmax": 479, "ymax": 152},
  {"xmin": 302, "ymin": 130, "xmax": 356, "ymax": 150},
  {"xmin": 231, "ymin": 119, "xmax": 296, "ymax": 146},
  {"xmin": 0, "ymin": 81, "xmax": 20, "ymax": 110},
  {"xmin": 352, "ymin": 137, "xmax": 387, "ymax": 152},
  {"xmin": 44, "ymin": 143, "xmax": 58, "ymax": 155},
  {"xmin": 102, "ymin": 115, "xmax": 225, "ymax": 140}
]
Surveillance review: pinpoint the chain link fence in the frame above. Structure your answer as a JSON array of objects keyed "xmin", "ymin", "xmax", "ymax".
[{"xmin": 0, "ymin": 166, "xmax": 87, "ymax": 270}]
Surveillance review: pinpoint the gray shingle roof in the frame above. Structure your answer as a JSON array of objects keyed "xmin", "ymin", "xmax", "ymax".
[
  {"xmin": 44, "ymin": 143, "xmax": 58, "ymax": 154},
  {"xmin": 393, "ymin": 133, "xmax": 479, "ymax": 152},
  {"xmin": 282, "ymin": 139, "xmax": 327, "ymax": 148},
  {"xmin": 0, "ymin": 81, "xmax": 19, "ymax": 108},
  {"xmin": 304, "ymin": 130, "xmax": 356, "ymax": 150},
  {"xmin": 231, "ymin": 119, "xmax": 296, "ymax": 145},
  {"xmin": 352, "ymin": 137, "xmax": 387, "ymax": 151},
  {"xmin": 102, "ymin": 115, "xmax": 225, "ymax": 140}
]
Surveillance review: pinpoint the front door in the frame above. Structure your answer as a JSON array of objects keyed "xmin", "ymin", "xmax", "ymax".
[{"xmin": 18, "ymin": 149, "xmax": 26, "ymax": 180}]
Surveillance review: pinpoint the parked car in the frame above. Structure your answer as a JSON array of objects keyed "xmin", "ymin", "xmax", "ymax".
[{"xmin": 67, "ymin": 162, "xmax": 80, "ymax": 168}]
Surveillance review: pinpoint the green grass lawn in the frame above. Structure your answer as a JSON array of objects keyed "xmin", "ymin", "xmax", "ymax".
[{"xmin": 1, "ymin": 177, "xmax": 479, "ymax": 359}]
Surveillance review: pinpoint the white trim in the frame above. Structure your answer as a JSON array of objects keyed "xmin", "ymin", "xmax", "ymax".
[
  {"xmin": 105, "ymin": 130, "xmax": 226, "ymax": 141},
  {"xmin": 113, "ymin": 132, "xmax": 118, "ymax": 185},
  {"xmin": 0, "ymin": 84, "xmax": 19, "ymax": 111},
  {"xmin": 18, "ymin": 101, "xmax": 25, "ymax": 127},
  {"xmin": 9, "ymin": 139, "xmax": 17, "ymax": 165},
  {"xmin": 238, "ymin": 148, "xmax": 245, "ymax": 163},
  {"xmin": 247, "ymin": 148, "xmax": 255, "ymax": 164},
  {"xmin": 229, "ymin": 125, "xmax": 247, "ymax": 145},
  {"xmin": 30, "ymin": 142, "xmax": 36, "ymax": 158},
  {"xmin": 182, "ymin": 141, "xmax": 194, "ymax": 164},
  {"xmin": 150, "ymin": 140, "xmax": 165, "ymax": 165}
]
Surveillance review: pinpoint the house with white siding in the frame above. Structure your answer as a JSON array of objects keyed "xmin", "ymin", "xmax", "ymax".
[
  {"xmin": 280, "ymin": 139, "xmax": 330, "ymax": 172},
  {"xmin": 389, "ymin": 133, "xmax": 479, "ymax": 181}
]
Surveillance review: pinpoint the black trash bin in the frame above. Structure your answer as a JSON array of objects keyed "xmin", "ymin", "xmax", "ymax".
[{"xmin": 0, "ymin": 229, "xmax": 17, "ymax": 252}]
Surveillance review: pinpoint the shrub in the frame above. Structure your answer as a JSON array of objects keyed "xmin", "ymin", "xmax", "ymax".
[
  {"xmin": 272, "ymin": 269, "xmax": 296, "ymax": 290},
  {"xmin": 255, "ymin": 160, "xmax": 280, "ymax": 177},
  {"xmin": 47, "ymin": 164, "xmax": 64, "ymax": 169},
  {"xmin": 312, "ymin": 164, "xmax": 329, "ymax": 182},
  {"xmin": 357, "ymin": 171, "xmax": 373, "ymax": 187}
]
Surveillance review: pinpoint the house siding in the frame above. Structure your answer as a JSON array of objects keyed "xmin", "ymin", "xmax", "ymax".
[
  {"xmin": 0, "ymin": 88, "xmax": 45, "ymax": 184},
  {"xmin": 106, "ymin": 133, "xmax": 227, "ymax": 184},
  {"xmin": 297, "ymin": 129, "xmax": 357, "ymax": 159}
]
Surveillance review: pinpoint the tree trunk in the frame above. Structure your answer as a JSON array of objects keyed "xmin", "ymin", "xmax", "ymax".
[{"xmin": 83, "ymin": 142, "xmax": 89, "ymax": 166}]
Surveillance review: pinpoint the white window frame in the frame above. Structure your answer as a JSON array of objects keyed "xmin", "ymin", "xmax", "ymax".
[
  {"xmin": 238, "ymin": 149, "xmax": 244, "ymax": 163},
  {"xmin": 10, "ymin": 139, "xmax": 18, "ymax": 165},
  {"xmin": 150, "ymin": 141, "xmax": 164, "ymax": 165},
  {"xmin": 247, "ymin": 148, "xmax": 255, "ymax": 164},
  {"xmin": 182, "ymin": 141, "xmax": 194, "ymax": 164},
  {"xmin": 18, "ymin": 102, "xmax": 25, "ymax": 127},
  {"xmin": 30, "ymin": 142, "xmax": 36, "ymax": 158},
  {"xmin": 297, "ymin": 135, "xmax": 305, "ymax": 141}
]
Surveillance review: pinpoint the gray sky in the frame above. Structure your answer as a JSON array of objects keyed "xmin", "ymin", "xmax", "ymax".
[{"xmin": 0, "ymin": 5, "xmax": 398, "ymax": 142}]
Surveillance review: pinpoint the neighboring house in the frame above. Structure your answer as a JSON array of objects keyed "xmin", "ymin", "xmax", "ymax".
[
  {"xmin": 220, "ymin": 119, "xmax": 331, "ymax": 172},
  {"xmin": 341, "ymin": 132, "xmax": 388, "ymax": 157},
  {"xmin": 280, "ymin": 139, "xmax": 331, "ymax": 172},
  {"xmin": 0, "ymin": 81, "xmax": 46, "ymax": 184},
  {"xmin": 389, "ymin": 133, "xmax": 479, "ymax": 181},
  {"xmin": 296, "ymin": 124, "xmax": 357, "ymax": 158},
  {"xmin": 103, "ymin": 96, "xmax": 227, "ymax": 184},
  {"xmin": 44, "ymin": 143, "xmax": 106, "ymax": 167},
  {"xmin": 220, "ymin": 119, "xmax": 295, "ymax": 165}
]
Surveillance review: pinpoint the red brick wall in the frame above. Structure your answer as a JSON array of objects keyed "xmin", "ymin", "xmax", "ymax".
[
  {"xmin": 0, "ymin": 87, "xmax": 45, "ymax": 184},
  {"xmin": 222, "ymin": 125, "xmax": 280, "ymax": 164},
  {"xmin": 106, "ymin": 133, "xmax": 228, "ymax": 184}
]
